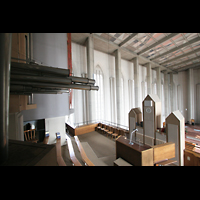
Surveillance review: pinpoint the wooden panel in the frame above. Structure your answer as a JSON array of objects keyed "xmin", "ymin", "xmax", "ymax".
[
  {"xmin": 116, "ymin": 136, "xmax": 153, "ymax": 166},
  {"xmin": 9, "ymin": 95, "xmax": 20, "ymax": 113},
  {"xmin": 153, "ymin": 142, "xmax": 175, "ymax": 163},
  {"xmin": 1, "ymin": 140, "xmax": 57, "ymax": 166},
  {"xmin": 184, "ymin": 149, "xmax": 200, "ymax": 166},
  {"xmin": 75, "ymin": 123, "xmax": 98, "ymax": 135},
  {"xmin": 66, "ymin": 123, "xmax": 75, "ymax": 136},
  {"xmin": 26, "ymin": 104, "xmax": 37, "ymax": 110},
  {"xmin": 9, "ymin": 95, "xmax": 37, "ymax": 113},
  {"xmin": 141, "ymin": 148, "xmax": 154, "ymax": 166},
  {"xmin": 19, "ymin": 95, "xmax": 26, "ymax": 111},
  {"xmin": 11, "ymin": 33, "xmax": 19, "ymax": 61},
  {"xmin": 11, "ymin": 33, "xmax": 27, "ymax": 63}
]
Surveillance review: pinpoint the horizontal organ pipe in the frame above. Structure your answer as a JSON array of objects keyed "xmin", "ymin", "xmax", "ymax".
[
  {"xmin": 11, "ymin": 74, "xmax": 72, "ymax": 84},
  {"xmin": 11, "ymin": 62, "xmax": 70, "ymax": 76},
  {"xmin": 10, "ymin": 89, "xmax": 70, "ymax": 95},
  {"xmin": 10, "ymin": 82, "xmax": 99, "ymax": 91},
  {"xmin": 10, "ymin": 62, "xmax": 99, "ymax": 92},
  {"xmin": 10, "ymin": 74, "xmax": 95, "ymax": 85}
]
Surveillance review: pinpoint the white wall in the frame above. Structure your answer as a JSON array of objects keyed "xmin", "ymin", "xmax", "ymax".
[
  {"xmin": 71, "ymin": 41, "xmax": 200, "ymax": 128},
  {"xmin": 45, "ymin": 116, "xmax": 66, "ymax": 146},
  {"xmin": 94, "ymin": 50, "xmax": 115, "ymax": 123},
  {"xmin": 193, "ymin": 68, "xmax": 200, "ymax": 123},
  {"xmin": 121, "ymin": 59, "xmax": 134, "ymax": 126}
]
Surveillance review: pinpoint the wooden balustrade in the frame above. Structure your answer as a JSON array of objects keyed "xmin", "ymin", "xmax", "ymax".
[
  {"xmin": 66, "ymin": 135, "xmax": 82, "ymax": 166},
  {"xmin": 74, "ymin": 136, "xmax": 95, "ymax": 166}
]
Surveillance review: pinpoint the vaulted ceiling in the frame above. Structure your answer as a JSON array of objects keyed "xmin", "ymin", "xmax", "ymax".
[{"xmin": 71, "ymin": 33, "xmax": 200, "ymax": 73}]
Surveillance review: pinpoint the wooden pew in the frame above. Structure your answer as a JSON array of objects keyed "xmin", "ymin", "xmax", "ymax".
[
  {"xmin": 74, "ymin": 136, "xmax": 95, "ymax": 166},
  {"xmin": 96, "ymin": 123, "xmax": 102, "ymax": 132},
  {"xmin": 107, "ymin": 126, "xmax": 114, "ymax": 138},
  {"xmin": 112, "ymin": 127, "xmax": 119, "ymax": 140},
  {"xmin": 103, "ymin": 125, "xmax": 110, "ymax": 135}
]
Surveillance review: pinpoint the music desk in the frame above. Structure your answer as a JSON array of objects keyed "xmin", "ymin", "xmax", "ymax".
[{"xmin": 116, "ymin": 136, "xmax": 154, "ymax": 166}]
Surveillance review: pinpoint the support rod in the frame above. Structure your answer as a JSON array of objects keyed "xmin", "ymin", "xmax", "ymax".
[
  {"xmin": 10, "ymin": 81, "xmax": 99, "ymax": 91},
  {"xmin": 11, "ymin": 62, "xmax": 70, "ymax": 77},
  {"xmin": 0, "ymin": 33, "xmax": 12, "ymax": 164}
]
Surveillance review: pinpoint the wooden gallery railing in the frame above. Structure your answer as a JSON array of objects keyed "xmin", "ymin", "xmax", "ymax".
[
  {"xmin": 74, "ymin": 136, "xmax": 95, "ymax": 166},
  {"xmin": 66, "ymin": 134, "xmax": 82, "ymax": 166}
]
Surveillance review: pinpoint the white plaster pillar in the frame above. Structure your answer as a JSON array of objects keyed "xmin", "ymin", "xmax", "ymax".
[
  {"xmin": 156, "ymin": 67, "xmax": 161, "ymax": 99},
  {"xmin": 163, "ymin": 70, "xmax": 169, "ymax": 117},
  {"xmin": 188, "ymin": 68, "xmax": 194, "ymax": 123},
  {"xmin": 169, "ymin": 72, "xmax": 174, "ymax": 112},
  {"xmin": 115, "ymin": 49, "xmax": 122, "ymax": 125},
  {"xmin": 146, "ymin": 62, "xmax": 152, "ymax": 95},
  {"xmin": 86, "ymin": 35, "xmax": 95, "ymax": 123},
  {"xmin": 133, "ymin": 57, "xmax": 140, "ymax": 108}
]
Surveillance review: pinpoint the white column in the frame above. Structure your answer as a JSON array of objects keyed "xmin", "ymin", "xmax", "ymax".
[
  {"xmin": 86, "ymin": 35, "xmax": 95, "ymax": 123},
  {"xmin": 188, "ymin": 68, "xmax": 194, "ymax": 123},
  {"xmin": 163, "ymin": 70, "xmax": 169, "ymax": 117},
  {"xmin": 133, "ymin": 57, "xmax": 140, "ymax": 108},
  {"xmin": 82, "ymin": 73, "xmax": 87, "ymax": 123},
  {"xmin": 146, "ymin": 62, "xmax": 152, "ymax": 95},
  {"xmin": 115, "ymin": 49, "xmax": 122, "ymax": 125},
  {"xmin": 156, "ymin": 67, "xmax": 161, "ymax": 99},
  {"xmin": 169, "ymin": 72, "xmax": 174, "ymax": 112}
]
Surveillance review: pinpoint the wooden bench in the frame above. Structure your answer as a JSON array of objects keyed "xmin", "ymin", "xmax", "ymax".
[
  {"xmin": 96, "ymin": 123, "xmax": 102, "ymax": 132},
  {"xmin": 112, "ymin": 128, "xmax": 119, "ymax": 140},
  {"xmin": 95, "ymin": 123, "xmax": 129, "ymax": 140},
  {"xmin": 107, "ymin": 126, "xmax": 113, "ymax": 137},
  {"xmin": 103, "ymin": 125, "xmax": 110, "ymax": 135}
]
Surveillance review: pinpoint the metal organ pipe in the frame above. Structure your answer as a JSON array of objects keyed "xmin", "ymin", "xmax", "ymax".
[
  {"xmin": 10, "ymin": 62, "xmax": 99, "ymax": 93},
  {"xmin": 0, "ymin": 33, "xmax": 12, "ymax": 164}
]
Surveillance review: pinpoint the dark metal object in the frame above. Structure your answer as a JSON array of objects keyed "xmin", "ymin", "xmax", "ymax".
[
  {"xmin": 0, "ymin": 33, "xmax": 12, "ymax": 164},
  {"xmin": 10, "ymin": 61, "xmax": 99, "ymax": 93}
]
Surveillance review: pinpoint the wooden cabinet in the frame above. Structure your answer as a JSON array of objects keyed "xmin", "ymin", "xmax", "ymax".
[
  {"xmin": 116, "ymin": 136, "xmax": 154, "ymax": 166},
  {"xmin": 9, "ymin": 95, "xmax": 37, "ymax": 113}
]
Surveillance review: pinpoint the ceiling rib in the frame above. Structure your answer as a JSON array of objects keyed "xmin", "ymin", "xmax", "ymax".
[
  {"xmin": 118, "ymin": 33, "xmax": 138, "ymax": 47},
  {"xmin": 151, "ymin": 37, "xmax": 200, "ymax": 61},
  {"xmin": 92, "ymin": 33, "xmax": 176, "ymax": 73},
  {"xmin": 138, "ymin": 33, "xmax": 179, "ymax": 55},
  {"xmin": 168, "ymin": 55, "xmax": 200, "ymax": 69},
  {"xmin": 177, "ymin": 62, "xmax": 200, "ymax": 72},
  {"xmin": 160, "ymin": 47, "xmax": 200, "ymax": 65}
]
